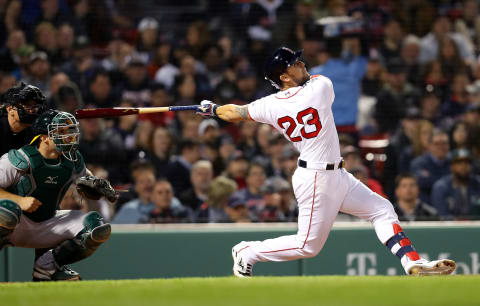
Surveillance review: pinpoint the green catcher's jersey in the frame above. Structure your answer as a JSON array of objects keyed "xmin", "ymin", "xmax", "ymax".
[{"xmin": 8, "ymin": 145, "xmax": 85, "ymax": 222}]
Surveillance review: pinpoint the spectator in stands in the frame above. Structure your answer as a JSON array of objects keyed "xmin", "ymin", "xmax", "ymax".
[
  {"xmin": 133, "ymin": 119, "xmax": 154, "ymax": 157},
  {"xmin": 185, "ymin": 21, "xmax": 211, "ymax": 60},
  {"xmin": 419, "ymin": 15, "xmax": 474, "ymax": 65},
  {"xmin": 0, "ymin": 75, "xmax": 17, "ymax": 95},
  {"xmin": 431, "ymin": 149, "xmax": 480, "ymax": 219},
  {"xmin": 310, "ymin": 35, "xmax": 367, "ymax": 135},
  {"xmin": 139, "ymin": 83, "xmax": 174, "ymax": 127},
  {"xmin": 198, "ymin": 119, "xmax": 219, "ymax": 146},
  {"xmin": 393, "ymin": 173, "xmax": 439, "ymax": 221},
  {"xmin": 260, "ymin": 133, "xmax": 286, "ymax": 177},
  {"xmin": 419, "ymin": 89, "xmax": 442, "ymax": 124},
  {"xmin": 145, "ymin": 126, "xmax": 174, "ymax": 178},
  {"xmin": 398, "ymin": 119, "xmax": 434, "ymax": 175},
  {"xmin": 147, "ymin": 179, "xmax": 193, "ymax": 223},
  {"xmin": 61, "ymin": 35, "xmax": 98, "ymax": 94},
  {"xmin": 120, "ymin": 54, "xmax": 151, "ymax": 106},
  {"xmin": 225, "ymin": 194, "xmax": 252, "ymax": 223},
  {"xmin": 22, "ymin": 51, "xmax": 51, "ymax": 96},
  {"xmin": 236, "ymin": 68, "xmax": 264, "ymax": 103},
  {"xmin": 69, "ymin": 0, "xmax": 91, "ymax": 37},
  {"xmin": 257, "ymin": 177, "xmax": 295, "ymax": 222},
  {"xmin": 101, "ymin": 39, "xmax": 133, "ymax": 72},
  {"xmin": 48, "ymin": 71, "xmax": 69, "ymax": 100},
  {"xmin": 348, "ymin": 0, "xmax": 390, "ymax": 44},
  {"xmin": 52, "ymin": 82, "xmax": 83, "ymax": 114},
  {"xmin": 173, "ymin": 55, "xmax": 211, "ymax": 103},
  {"xmin": 374, "ymin": 58, "xmax": 419, "ymax": 133},
  {"xmin": 112, "ymin": 100, "xmax": 139, "ymax": 161},
  {"xmin": 201, "ymin": 44, "xmax": 226, "ymax": 89},
  {"xmin": 85, "ymin": 69, "xmax": 117, "ymax": 108},
  {"xmin": 112, "ymin": 161, "xmax": 156, "ymax": 224},
  {"xmin": 272, "ymin": 0, "xmax": 317, "ymax": 51},
  {"xmin": 196, "ymin": 176, "xmax": 238, "ymax": 223},
  {"xmin": 350, "ymin": 164, "xmax": 387, "ymax": 199},
  {"xmin": 136, "ymin": 17, "xmax": 160, "ymax": 63},
  {"xmin": 179, "ymin": 160, "xmax": 213, "ymax": 211},
  {"xmin": 382, "ymin": 108, "xmax": 422, "ymax": 199},
  {"xmin": 410, "ymin": 129, "xmax": 451, "ymax": 203},
  {"xmin": 233, "ymin": 162, "xmax": 266, "ymax": 215},
  {"xmin": 442, "ymin": 73, "xmax": 471, "ymax": 119},
  {"xmin": 224, "ymin": 154, "xmax": 249, "ymax": 190},
  {"xmin": 437, "ymin": 37, "xmax": 470, "ymax": 84},
  {"xmin": 0, "ymin": 30, "xmax": 26, "ymax": 73},
  {"xmin": 33, "ymin": 22, "xmax": 57, "ymax": 59},
  {"xmin": 153, "ymin": 41, "xmax": 179, "ymax": 90},
  {"xmin": 52, "ymin": 23, "xmax": 74, "ymax": 67},
  {"xmin": 379, "ymin": 19, "xmax": 404, "ymax": 64},
  {"xmin": 449, "ymin": 121, "xmax": 471, "ymax": 151},
  {"xmin": 237, "ymin": 121, "xmax": 261, "ymax": 160},
  {"xmin": 400, "ymin": 35, "xmax": 422, "ymax": 86},
  {"xmin": 36, "ymin": 0, "xmax": 70, "ymax": 28},
  {"xmin": 79, "ymin": 117, "xmax": 128, "ymax": 184},
  {"xmin": 455, "ymin": 0, "xmax": 480, "ymax": 52},
  {"xmin": 166, "ymin": 139, "xmax": 201, "ymax": 197}
]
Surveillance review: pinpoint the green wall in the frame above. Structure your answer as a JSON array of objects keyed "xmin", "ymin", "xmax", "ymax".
[{"xmin": 2, "ymin": 224, "xmax": 479, "ymax": 282}]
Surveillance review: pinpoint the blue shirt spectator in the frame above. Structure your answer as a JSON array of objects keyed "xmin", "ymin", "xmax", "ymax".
[
  {"xmin": 431, "ymin": 149, "xmax": 480, "ymax": 219},
  {"xmin": 309, "ymin": 56, "xmax": 367, "ymax": 126},
  {"xmin": 410, "ymin": 130, "xmax": 451, "ymax": 203},
  {"xmin": 112, "ymin": 198, "xmax": 155, "ymax": 224}
]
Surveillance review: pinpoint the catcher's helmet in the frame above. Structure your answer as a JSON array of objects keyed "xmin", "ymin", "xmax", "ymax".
[
  {"xmin": 0, "ymin": 82, "xmax": 46, "ymax": 124},
  {"xmin": 31, "ymin": 109, "xmax": 80, "ymax": 161},
  {"xmin": 264, "ymin": 47, "xmax": 303, "ymax": 90}
]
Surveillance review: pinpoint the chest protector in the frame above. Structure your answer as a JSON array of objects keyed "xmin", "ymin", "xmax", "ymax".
[{"xmin": 8, "ymin": 145, "xmax": 84, "ymax": 222}]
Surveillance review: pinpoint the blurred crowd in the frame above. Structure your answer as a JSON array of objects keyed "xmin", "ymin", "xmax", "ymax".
[{"xmin": 1, "ymin": 0, "xmax": 480, "ymax": 223}]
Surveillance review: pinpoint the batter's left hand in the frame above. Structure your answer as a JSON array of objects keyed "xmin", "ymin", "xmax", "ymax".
[{"xmin": 196, "ymin": 100, "xmax": 218, "ymax": 117}]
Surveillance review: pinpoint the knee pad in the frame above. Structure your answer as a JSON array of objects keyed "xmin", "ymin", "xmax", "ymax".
[
  {"xmin": 53, "ymin": 211, "xmax": 111, "ymax": 266},
  {"xmin": 0, "ymin": 199, "xmax": 21, "ymax": 250}
]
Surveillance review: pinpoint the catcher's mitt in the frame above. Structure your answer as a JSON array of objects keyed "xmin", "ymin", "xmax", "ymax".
[{"xmin": 76, "ymin": 176, "xmax": 119, "ymax": 202}]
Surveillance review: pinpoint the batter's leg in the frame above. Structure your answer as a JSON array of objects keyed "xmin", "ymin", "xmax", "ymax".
[
  {"xmin": 339, "ymin": 170, "xmax": 455, "ymax": 275},
  {"xmin": 233, "ymin": 169, "xmax": 348, "ymax": 276}
]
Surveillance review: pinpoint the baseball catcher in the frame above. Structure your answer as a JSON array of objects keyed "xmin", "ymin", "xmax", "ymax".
[{"xmin": 0, "ymin": 109, "xmax": 115, "ymax": 281}]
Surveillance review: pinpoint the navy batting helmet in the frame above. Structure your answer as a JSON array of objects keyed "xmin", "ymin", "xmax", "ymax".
[{"xmin": 264, "ymin": 47, "xmax": 303, "ymax": 89}]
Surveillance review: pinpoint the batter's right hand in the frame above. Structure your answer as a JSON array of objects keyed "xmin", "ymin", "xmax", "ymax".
[{"xmin": 18, "ymin": 197, "xmax": 42, "ymax": 213}]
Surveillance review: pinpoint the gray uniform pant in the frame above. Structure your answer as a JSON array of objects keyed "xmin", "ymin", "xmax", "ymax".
[{"xmin": 7, "ymin": 210, "xmax": 86, "ymax": 249}]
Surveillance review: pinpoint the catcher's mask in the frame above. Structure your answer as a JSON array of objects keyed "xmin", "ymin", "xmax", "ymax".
[
  {"xmin": 31, "ymin": 110, "xmax": 80, "ymax": 161},
  {"xmin": 264, "ymin": 47, "xmax": 303, "ymax": 90},
  {"xmin": 1, "ymin": 83, "xmax": 47, "ymax": 124}
]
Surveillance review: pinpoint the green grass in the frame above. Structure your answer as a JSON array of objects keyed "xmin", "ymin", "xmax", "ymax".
[{"xmin": 1, "ymin": 276, "xmax": 479, "ymax": 306}]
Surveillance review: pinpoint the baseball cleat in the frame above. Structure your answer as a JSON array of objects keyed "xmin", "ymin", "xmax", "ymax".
[
  {"xmin": 232, "ymin": 242, "xmax": 253, "ymax": 278},
  {"xmin": 33, "ymin": 265, "xmax": 82, "ymax": 282},
  {"xmin": 404, "ymin": 259, "xmax": 456, "ymax": 276}
]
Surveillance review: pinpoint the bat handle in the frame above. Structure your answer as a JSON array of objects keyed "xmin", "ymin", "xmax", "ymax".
[{"xmin": 168, "ymin": 105, "xmax": 199, "ymax": 112}]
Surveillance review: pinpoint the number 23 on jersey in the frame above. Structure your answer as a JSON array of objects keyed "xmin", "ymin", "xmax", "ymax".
[{"xmin": 277, "ymin": 107, "xmax": 322, "ymax": 142}]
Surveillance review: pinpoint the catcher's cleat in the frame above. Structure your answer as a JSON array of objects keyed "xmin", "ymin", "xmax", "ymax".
[
  {"xmin": 33, "ymin": 265, "xmax": 81, "ymax": 282},
  {"xmin": 232, "ymin": 242, "xmax": 253, "ymax": 278},
  {"xmin": 404, "ymin": 258, "xmax": 456, "ymax": 276}
]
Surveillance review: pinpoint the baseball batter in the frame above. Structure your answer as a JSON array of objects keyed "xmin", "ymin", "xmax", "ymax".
[{"xmin": 196, "ymin": 47, "xmax": 456, "ymax": 276}]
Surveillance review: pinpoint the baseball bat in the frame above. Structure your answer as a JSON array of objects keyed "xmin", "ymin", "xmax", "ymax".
[{"xmin": 75, "ymin": 105, "xmax": 199, "ymax": 119}]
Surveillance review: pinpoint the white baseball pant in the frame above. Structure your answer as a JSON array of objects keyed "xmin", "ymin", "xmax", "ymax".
[{"xmin": 241, "ymin": 167, "xmax": 399, "ymax": 263}]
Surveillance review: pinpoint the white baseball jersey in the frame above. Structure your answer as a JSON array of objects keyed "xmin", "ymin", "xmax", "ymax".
[{"xmin": 247, "ymin": 75, "xmax": 341, "ymax": 163}]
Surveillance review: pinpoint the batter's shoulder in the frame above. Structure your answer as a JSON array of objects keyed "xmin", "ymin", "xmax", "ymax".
[{"xmin": 310, "ymin": 74, "xmax": 333, "ymax": 85}]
